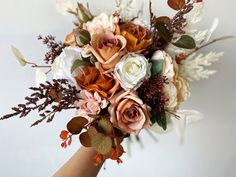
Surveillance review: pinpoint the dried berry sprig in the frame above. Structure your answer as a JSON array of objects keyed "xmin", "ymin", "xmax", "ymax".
[
  {"xmin": 137, "ymin": 75, "xmax": 168, "ymax": 121},
  {"xmin": 38, "ymin": 35, "xmax": 65, "ymax": 64},
  {"xmin": 169, "ymin": 0, "xmax": 200, "ymax": 34},
  {"xmin": 0, "ymin": 79, "xmax": 79, "ymax": 127}
]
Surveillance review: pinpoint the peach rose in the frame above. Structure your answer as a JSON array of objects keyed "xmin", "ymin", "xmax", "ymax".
[
  {"xmin": 90, "ymin": 31, "xmax": 127, "ymax": 71},
  {"xmin": 116, "ymin": 22, "xmax": 153, "ymax": 53},
  {"xmin": 108, "ymin": 90, "xmax": 151, "ymax": 134},
  {"xmin": 75, "ymin": 66, "xmax": 120, "ymax": 98}
]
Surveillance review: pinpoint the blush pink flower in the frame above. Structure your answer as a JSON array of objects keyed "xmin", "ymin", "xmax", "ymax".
[
  {"xmin": 76, "ymin": 90, "xmax": 108, "ymax": 115},
  {"xmin": 108, "ymin": 90, "xmax": 151, "ymax": 134}
]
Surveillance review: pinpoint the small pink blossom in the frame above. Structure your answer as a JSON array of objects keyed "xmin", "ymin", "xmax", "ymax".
[{"xmin": 76, "ymin": 90, "xmax": 108, "ymax": 115}]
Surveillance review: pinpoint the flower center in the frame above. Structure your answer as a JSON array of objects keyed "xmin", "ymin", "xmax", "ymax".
[
  {"xmin": 124, "ymin": 61, "xmax": 141, "ymax": 75},
  {"xmin": 123, "ymin": 105, "xmax": 140, "ymax": 122}
]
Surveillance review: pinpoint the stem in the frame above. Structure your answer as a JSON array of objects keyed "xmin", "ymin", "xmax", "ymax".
[
  {"xmin": 26, "ymin": 61, "xmax": 51, "ymax": 68},
  {"xmin": 186, "ymin": 35, "xmax": 235, "ymax": 58}
]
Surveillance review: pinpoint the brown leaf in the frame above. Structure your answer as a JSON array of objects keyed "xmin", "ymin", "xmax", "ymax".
[
  {"xmin": 167, "ymin": 0, "xmax": 185, "ymax": 11},
  {"xmin": 79, "ymin": 132, "xmax": 92, "ymax": 147},
  {"xmin": 49, "ymin": 89, "xmax": 63, "ymax": 102},
  {"xmin": 155, "ymin": 16, "xmax": 171, "ymax": 24},
  {"xmin": 67, "ymin": 117, "xmax": 88, "ymax": 135}
]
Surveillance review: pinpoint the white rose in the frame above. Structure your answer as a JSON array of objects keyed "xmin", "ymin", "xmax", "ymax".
[
  {"xmin": 52, "ymin": 46, "xmax": 82, "ymax": 83},
  {"xmin": 151, "ymin": 50, "xmax": 174, "ymax": 79},
  {"xmin": 84, "ymin": 13, "xmax": 119, "ymax": 35},
  {"xmin": 114, "ymin": 53, "xmax": 151, "ymax": 90}
]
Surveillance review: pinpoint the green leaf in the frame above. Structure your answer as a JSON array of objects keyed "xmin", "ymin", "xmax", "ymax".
[
  {"xmin": 73, "ymin": 28, "xmax": 91, "ymax": 46},
  {"xmin": 156, "ymin": 21, "xmax": 171, "ymax": 42},
  {"xmin": 71, "ymin": 59, "xmax": 91, "ymax": 73},
  {"xmin": 67, "ymin": 117, "xmax": 88, "ymax": 135},
  {"xmin": 11, "ymin": 45, "xmax": 27, "ymax": 66},
  {"xmin": 98, "ymin": 119, "xmax": 113, "ymax": 135},
  {"xmin": 152, "ymin": 111, "xmax": 167, "ymax": 131},
  {"xmin": 172, "ymin": 35, "xmax": 196, "ymax": 49},
  {"xmin": 91, "ymin": 133, "xmax": 112, "ymax": 155},
  {"xmin": 151, "ymin": 60, "xmax": 164, "ymax": 76}
]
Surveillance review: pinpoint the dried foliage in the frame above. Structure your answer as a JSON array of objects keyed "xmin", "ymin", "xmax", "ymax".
[
  {"xmin": 60, "ymin": 115, "xmax": 127, "ymax": 165},
  {"xmin": 38, "ymin": 35, "xmax": 65, "ymax": 64},
  {"xmin": 0, "ymin": 79, "xmax": 78, "ymax": 126},
  {"xmin": 137, "ymin": 76, "xmax": 168, "ymax": 122}
]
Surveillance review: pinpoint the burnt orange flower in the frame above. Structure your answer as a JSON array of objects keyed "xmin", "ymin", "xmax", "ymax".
[
  {"xmin": 64, "ymin": 32, "xmax": 77, "ymax": 46},
  {"xmin": 75, "ymin": 66, "xmax": 120, "ymax": 98},
  {"xmin": 116, "ymin": 22, "xmax": 153, "ymax": 53}
]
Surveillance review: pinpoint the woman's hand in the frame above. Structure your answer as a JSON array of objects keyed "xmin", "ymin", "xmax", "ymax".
[{"xmin": 53, "ymin": 147, "xmax": 103, "ymax": 177}]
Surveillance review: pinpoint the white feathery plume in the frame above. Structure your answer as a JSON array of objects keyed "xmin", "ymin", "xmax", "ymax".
[
  {"xmin": 179, "ymin": 52, "xmax": 224, "ymax": 81},
  {"xmin": 115, "ymin": 0, "xmax": 140, "ymax": 20}
]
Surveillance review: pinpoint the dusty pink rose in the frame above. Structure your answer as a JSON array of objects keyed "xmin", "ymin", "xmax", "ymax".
[
  {"xmin": 108, "ymin": 90, "xmax": 151, "ymax": 134},
  {"xmin": 76, "ymin": 90, "xmax": 108, "ymax": 115}
]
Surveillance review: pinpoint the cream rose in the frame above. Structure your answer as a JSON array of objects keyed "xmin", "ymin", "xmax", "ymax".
[
  {"xmin": 114, "ymin": 53, "xmax": 151, "ymax": 90},
  {"xmin": 84, "ymin": 13, "xmax": 119, "ymax": 35},
  {"xmin": 163, "ymin": 82, "xmax": 178, "ymax": 111},
  {"xmin": 151, "ymin": 50, "xmax": 174, "ymax": 79},
  {"xmin": 108, "ymin": 90, "xmax": 151, "ymax": 134},
  {"xmin": 173, "ymin": 61, "xmax": 191, "ymax": 105}
]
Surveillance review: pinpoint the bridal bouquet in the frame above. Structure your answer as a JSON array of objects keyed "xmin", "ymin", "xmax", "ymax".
[{"xmin": 1, "ymin": 0, "xmax": 231, "ymax": 165}]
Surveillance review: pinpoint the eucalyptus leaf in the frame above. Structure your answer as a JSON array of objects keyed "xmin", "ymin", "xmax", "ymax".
[
  {"xmin": 91, "ymin": 133, "xmax": 112, "ymax": 155},
  {"xmin": 11, "ymin": 45, "xmax": 27, "ymax": 66},
  {"xmin": 156, "ymin": 21, "xmax": 171, "ymax": 42},
  {"xmin": 71, "ymin": 59, "xmax": 91, "ymax": 73},
  {"xmin": 67, "ymin": 117, "xmax": 88, "ymax": 135},
  {"xmin": 172, "ymin": 35, "xmax": 196, "ymax": 49},
  {"xmin": 98, "ymin": 119, "xmax": 112, "ymax": 135}
]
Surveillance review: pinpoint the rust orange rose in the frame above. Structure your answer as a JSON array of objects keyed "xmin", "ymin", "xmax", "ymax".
[
  {"xmin": 64, "ymin": 32, "xmax": 77, "ymax": 46},
  {"xmin": 116, "ymin": 22, "xmax": 153, "ymax": 53},
  {"xmin": 75, "ymin": 66, "xmax": 120, "ymax": 98},
  {"xmin": 90, "ymin": 31, "xmax": 127, "ymax": 71},
  {"xmin": 108, "ymin": 90, "xmax": 151, "ymax": 134}
]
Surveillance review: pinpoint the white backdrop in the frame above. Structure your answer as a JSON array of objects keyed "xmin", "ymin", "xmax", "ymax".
[{"xmin": 0, "ymin": 0, "xmax": 236, "ymax": 177}]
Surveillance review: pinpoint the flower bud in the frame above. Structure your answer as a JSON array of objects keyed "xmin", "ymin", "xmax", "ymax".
[{"xmin": 76, "ymin": 3, "xmax": 93, "ymax": 23}]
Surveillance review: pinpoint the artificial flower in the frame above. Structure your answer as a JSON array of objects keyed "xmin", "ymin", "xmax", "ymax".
[
  {"xmin": 75, "ymin": 66, "xmax": 120, "ymax": 98},
  {"xmin": 114, "ymin": 53, "xmax": 151, "ymax": 90},
  {"xmin": 76, "ymin": 90, "xmax": 108, "ymax": 115},
  {"xmin": 64, "ymin": 32, "xmax": 77, "ymax": 46},
  {"xmin": 90, "ymin": 31, "xmax": 127, "ymax": 71},
  {"xmin": 163, "ymin": 82, "xmax": 178, "ymax": 111},
  {"xmin": 151, "ymin": 50, "xmax": 175, "ymax": 80},
  {"xmin": 84, "ymin": 13, "xmax": 119, "ymax": 35},
  {"xmin": 108, "ymin": 90, "xmax": 151, "ymax": 134},
  {"xmin": 51, "ymin": 46, "xmax": 82, "ymax": 83},
  {"xmin": 173, "ymin": 61, "xmax": 190, "ymax": 107},
  {"xmin": 116, "ymin": 21, "xmax": 153, "ymax": 52}
]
